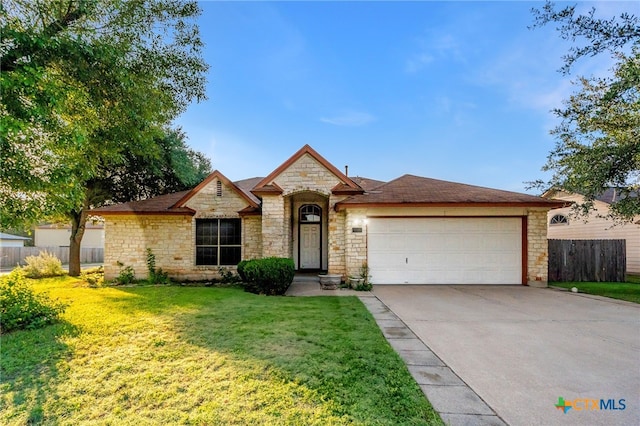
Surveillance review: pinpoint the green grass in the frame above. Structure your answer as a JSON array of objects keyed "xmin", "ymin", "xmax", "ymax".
[
  {"xmin": 626, "ymin": 274, "xmax": 640, "ymax": 284},
  {"xmin": 1, "ymin": 277, "xmax": 442, "ymax": 425},
  {"xmin": 551, "ymin": 280, "xmax": 640, "ymax": 303}
]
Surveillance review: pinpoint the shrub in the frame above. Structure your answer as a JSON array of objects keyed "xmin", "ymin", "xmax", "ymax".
[
  {"xmin": 0, "ymin": 269, "xmax": 68, "ymax": 334},
  {"xmin": 237, "ymin": 260, "xmax": 249, "ymax": 282},
  {"xmin": 355, "ymin": 261, "xmax": 373, "ymax": 291},
  {"xmin": 218, "ymin": 267, "xmax": 240, "ymax": 284},
  {"xmin": 114, "ymin": 262, "xmax": 136, "ymax": 285},
  {"xmin": 146, "ymin": 248, "xmax": 170, "ymax": 284},
  {"xmin": 81, "ymin": 266, "xmax": 104, "ymax": 288},
  {"xmin": 21, "ymin": 251, "xmax": 65, "ymax": 278},
  {"xmin": 241, "ymin": 257, "xmax": 295, "ymax": 296}
]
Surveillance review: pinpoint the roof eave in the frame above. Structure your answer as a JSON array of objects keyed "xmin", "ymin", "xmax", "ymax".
[
  {"xmin": 331, "ymin": 189, "xmax": 366, "ymax": 195},
  {"xmin": 335, "ymin": 201, "xmax": 569, "ymax": 211},
  {"xmin": 251, "ymin": 182, "xmax": 284, "ymax": 196},
  {"xmin": 93, "ymin": 208, "xmax": 196, "ymax": 216},
  {"xmin": 238, "ymin": 206, "xmax": 262, "ymax": 216}
]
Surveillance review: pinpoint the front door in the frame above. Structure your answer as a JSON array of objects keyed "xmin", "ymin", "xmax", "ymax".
[{"xmin": 300, "ymin": 224, "xmax": 321, "ymax": 269}]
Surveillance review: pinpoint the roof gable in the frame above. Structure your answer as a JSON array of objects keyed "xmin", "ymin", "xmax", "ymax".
[
  {"xmin": 543, "ymin": 188, "xmax": 638, "ymax": 205},
  {"xmin": 337, "ymin": 174, "xmax": 567, "ymax": 208},
  {"xmin": 92, "ymin": 171, "xmax": 260, "ymax": 216},
  {"xmin": 252, "ymin": 144, "xmax": 363, "ymax": 195},
  {"xmin": 173, "ymin": 170, "xmax": 260, "ymax": 209}
]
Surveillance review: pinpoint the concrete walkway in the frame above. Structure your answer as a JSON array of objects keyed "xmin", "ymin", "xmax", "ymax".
[
  {"xmin": 286, "ymin": 278, "xmax": 506, "ymax": 425},
  {"xmin": 285, "ymin": 274, "xmax": 363, "ymax": 297}
]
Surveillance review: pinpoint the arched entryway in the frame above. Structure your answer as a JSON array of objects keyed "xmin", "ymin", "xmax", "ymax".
[
  {"xmin": 299, "ymin": 204, "xmax": 321, "ymax": 270},
  {"xmin": 289, "ymin": 192, "xmax": 328, "ymax": 271}
]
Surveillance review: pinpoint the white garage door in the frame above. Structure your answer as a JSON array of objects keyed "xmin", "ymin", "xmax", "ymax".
[{"xmin": 368, "ymin": 218, "xmax": 522, "ymax": 284}]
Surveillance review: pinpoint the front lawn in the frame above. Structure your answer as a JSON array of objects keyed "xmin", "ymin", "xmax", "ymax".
[
  {"xmin": 551, "ymin": 281, "xmax": 640, "ymax": 303},
  {"xmin": 1, "ymin": 277, "xmax": 442, "ymax": 425}
]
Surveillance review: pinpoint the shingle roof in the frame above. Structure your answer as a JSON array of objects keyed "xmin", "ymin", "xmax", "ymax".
[
  {"xmin": 0, "ymin": 232, "xmax": 31, "ymax": 240},
  {"xmin": 350, "ymin": 176, "xmax": 386, "ymax": 191},
  {"xmin": 92, "ymin": 191, "xmax": 194, "ymax": 215},
  {"xmin": 542, "ymin": 187, "xmax": 638, "ymax": 205},
  {"xmin": 595, "ymin": 188, "xmax": 638, "ymax": 204},
  {"xmin": 234, "ymin": 177, "xmax": 263, "ymax": 205},
  {"xmin": 337, "ymin": 174, "xmax": 566, "ymax": 208},
  {"xmin": 93, "ymin": 173, "xmax": 566, "ymax": 215}
]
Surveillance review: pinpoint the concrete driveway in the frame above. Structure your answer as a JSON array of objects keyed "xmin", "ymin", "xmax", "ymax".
[{"xmin": 373, "ymin": 285, "xmax": 640, "ymax": 426}]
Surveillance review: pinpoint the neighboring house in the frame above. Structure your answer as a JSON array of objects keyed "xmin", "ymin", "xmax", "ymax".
[
  {"xmin": 543, "ymin": 189, "xmax": 640, "ymax": 274},
  {"xmin": 35, "ymin": 223, "xmax": 105, "ymax": 249},
  {"xmin": 0, "ymin": 232, "xmax": 31, "ymax": 248},
  {"xmin": 93, "ymin": 145, "xmax": 564, "ymax": 285}
]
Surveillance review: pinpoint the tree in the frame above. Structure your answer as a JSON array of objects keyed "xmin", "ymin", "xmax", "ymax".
[
  {"xmin": 1, "ymin": 0, "xmax": 209, "ymax": 275},
  {"xmin": 530, "ymin": 2, "xmax": 640, "ymax": 222},
  {"xmin": 90, "ymin": 129, "xmax": 212, "ymax": 206}
]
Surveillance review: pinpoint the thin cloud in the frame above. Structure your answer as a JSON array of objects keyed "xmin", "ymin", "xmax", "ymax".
[
  {"xmin": 406, "ymin": 53, "xmax": 434, "ymax": 73},
  {"xmin": 320, "ymin": 111, "xmax": 375, "ymax": 127},
  {"xmin": 405, "ymin": 33, "xmax": 464, "ymax": 73}
]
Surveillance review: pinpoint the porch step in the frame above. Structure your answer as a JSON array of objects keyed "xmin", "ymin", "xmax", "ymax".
[{"xmin": 293, "ymin": 273, "xmax": 320, "ymax": 284}]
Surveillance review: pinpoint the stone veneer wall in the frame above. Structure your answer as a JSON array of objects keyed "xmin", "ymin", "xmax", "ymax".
[
  {"xmin": 242, "ymin": 216, "xmax": 262, "ymax": 260},
  {"xmin": 284, "ymin": 197, "xmax": 293, "ymax": 258},
  {"xmin": 527, "ymin": 209, "xmax": 549, "ymax": 286},
  {"xmin": 261, "ymin": 195, "xmax": 286, "ymax": 258},
  {"xmin": 328, "ymin": 196, "xmax": 347, "ymax": 277},
  {"xmin": 103, "ymin": 176, "xmax": 263, "ymax": 281},
  {"xmin": 344, "ymin": 208, "xmax": 367, "ymax": 278},
  {"xmin": 263, "ymin": 153, "xmax": 348, "ymax": 270},
  {"xmin": 103, "ymin": 215, "xmax": 194, "ymax": 280},
  {"xmin": 184, "ymin": 178, "xmax": 249, "ymax": 214},
  {"xmin": 273, "ymin": 154, "xmax": 344, "ymax": 194}
]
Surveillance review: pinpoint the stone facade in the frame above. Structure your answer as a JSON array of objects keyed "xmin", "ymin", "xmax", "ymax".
[
  {"xmin": 327, "ymin": 197, "xmax": 347, "ymax": 276},
  {"xmin": 100, "ymin": 147, "xmax": 555, "ymax": 286},
  {"xmin": 242, "ymin": 216, "xmax": 262, "ymax": 260},
  {"xmin": 184, "ymin": 178, "xmax": 248, "ymax": 215},
  {"xmin": 272, "ymin": 154, "xmax": 342, "ymax": 195},
  {"xmin": 262, "ymin": 153, "xmax": 346, "ymax": 271},
  {"xmin": 261, "ymin": 195, "xmax": 286, "ymax": 258},
  {"xmin": 527, "ymin": 209, "xmax": 549, "ymax": 286},
  {"xmin": 103, "ymin": 177, "xmax": 261, "ymax": 281},
  {"xmin": 344, "ymin": 208, "xmax": 368, "ymax": 278},
  {"xmin": 103, "ymin": 214, "xmax": 193, "ymax": 280}
]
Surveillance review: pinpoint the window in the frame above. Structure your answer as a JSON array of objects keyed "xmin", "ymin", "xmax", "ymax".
[
  {"xmin": 196, "ymin": 219, "xmax": 241, "ymax": 265},
  {"xmin": 300, "ymin": 204, "xmax": 321, "ymax": 223},
  {"xmin": 550, "ymin": 214, "xmax": 569, "ymax": 225},
  {"xmin": 216, "ymin": 180, "xmax": 223, "ymax": 197}
]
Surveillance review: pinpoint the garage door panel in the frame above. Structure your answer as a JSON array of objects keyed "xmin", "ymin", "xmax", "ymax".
[
  {"xmin": 368, "ymin": 218, "xmax": 522, "ymax": 285},
  {"xmin": 368, "ymin": 251, "xmax": 405, "ymax": 266}
]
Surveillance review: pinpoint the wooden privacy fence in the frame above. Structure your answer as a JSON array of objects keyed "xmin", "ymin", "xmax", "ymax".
[
  {"xmin": 548, "ymin": 239, "xmax": 626, "ymax": 282},
  {"xmin": 0, "ymin": 247, "xmax": 104, "ymax": 268}
]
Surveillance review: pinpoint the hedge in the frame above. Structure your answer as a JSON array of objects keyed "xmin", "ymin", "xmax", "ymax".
[{"xmin": 239, "ymin": 258, "xmax": 294, "ymax": 296}]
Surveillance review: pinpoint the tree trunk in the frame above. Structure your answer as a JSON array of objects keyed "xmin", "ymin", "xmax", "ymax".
[{"xmin": 68, "ymin": 199, "xmax": 90, "ymax": 277}]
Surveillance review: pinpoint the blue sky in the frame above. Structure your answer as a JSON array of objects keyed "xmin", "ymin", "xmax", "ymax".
[{"xmin": 175, "ymin": 1, "xmax": 634, "ymax": 193}]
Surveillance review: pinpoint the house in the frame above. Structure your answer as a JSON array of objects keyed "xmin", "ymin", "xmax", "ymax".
[
  {"xmin": 34, "ymin": 223, "xmax": 105, "ymax": 249},
  {"xmin": 0, "ymin": 232, "xmax": 31, "ymax": 248},
  {"xmin": 543, "ymin": 189, "xmax": 640, "ymax": 274},
  {"xmin": 93, "ymin": 145, "xmax": 565, "ymax": 285}
]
